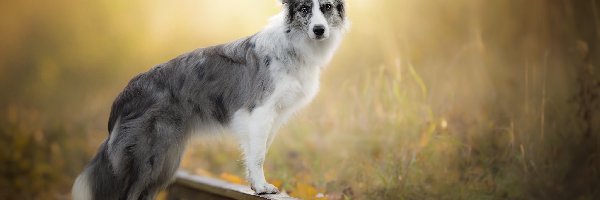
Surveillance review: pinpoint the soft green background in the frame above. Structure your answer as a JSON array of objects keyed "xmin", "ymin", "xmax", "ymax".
[{"xmin": 1, "ymin": 0, "xmax": 599, "ymax": 199}]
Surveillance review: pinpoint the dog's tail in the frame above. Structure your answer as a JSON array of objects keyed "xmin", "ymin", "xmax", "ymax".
[
  {"xmin": 72, "ymin": 167, "xmax": 92, "ymax": 200},
  {"xmin": 72, "ymin": 141, "xmax": 122, "ymax": 200}
]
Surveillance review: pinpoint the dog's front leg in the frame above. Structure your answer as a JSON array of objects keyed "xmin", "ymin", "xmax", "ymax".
[{"xmin": 232, "ymin": 108, "xmax": 279, "ymax": 194}]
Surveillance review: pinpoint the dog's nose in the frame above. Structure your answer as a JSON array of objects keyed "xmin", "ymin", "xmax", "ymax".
[{"xmin": 313, "ymin": 25, "xmax": 325, "ymax": 36}]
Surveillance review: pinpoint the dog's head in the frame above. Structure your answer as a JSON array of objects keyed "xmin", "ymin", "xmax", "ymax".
[{"xmin": 281, "ymin": 0, "xmax": 347, "ymax": 40}]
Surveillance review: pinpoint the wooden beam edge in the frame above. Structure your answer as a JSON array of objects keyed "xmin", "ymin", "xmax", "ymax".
[{"xmin": 171, "ymin": 171, "xmax": 298, "ymax": 200}]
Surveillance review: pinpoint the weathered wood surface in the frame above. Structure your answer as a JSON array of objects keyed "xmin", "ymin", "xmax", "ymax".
[{"xmin": 167, "ymin": 171, "xmax": 298, "ymax": 200}]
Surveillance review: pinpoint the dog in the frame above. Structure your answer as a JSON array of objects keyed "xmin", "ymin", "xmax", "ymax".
[{"xmin": 72, "ymin": 0, "xmax": 347, "ymax": 199}]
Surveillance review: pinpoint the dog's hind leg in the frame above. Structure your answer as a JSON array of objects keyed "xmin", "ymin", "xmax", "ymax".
[
  {"xmin": 137, "ymin": 141, "xmax": 185, "ymax": 200},
  {"xmin": 231, "ymin": 108, "xmax": 279, "ymax": 194},
  {"xmin": 113, "ymin": 115, "xmax": 186, "ymax": 200}
]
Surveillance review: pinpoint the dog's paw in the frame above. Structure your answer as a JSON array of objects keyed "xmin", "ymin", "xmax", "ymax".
[{"xmin": 251, "ymin": 182, "xmax": 279, "ymax": 195}]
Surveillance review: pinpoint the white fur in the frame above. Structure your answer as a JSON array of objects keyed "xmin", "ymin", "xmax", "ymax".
[
  {"xmin": 229, "ymin": 4, "xmax": 344, "ymax": 194},
  {"xmin": 72, "ymin": 169, "xmax": 92, "ymax": 200},
  {"xmin": 309, "ymin": 0, "xmax": 330, "ymax": 40}
]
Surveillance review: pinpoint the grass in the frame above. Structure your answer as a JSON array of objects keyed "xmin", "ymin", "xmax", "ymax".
[
  {"xmin": 1, "ymin": 0, "xmax": 599, "ymax": 199},
  {"xmin": 180, "ymin": 58, "xmax": 521, "ymax": 199}
]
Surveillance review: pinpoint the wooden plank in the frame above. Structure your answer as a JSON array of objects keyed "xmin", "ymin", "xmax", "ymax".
[{"xmin": 167, "ymin": 171, "xmax": 297, "ymax": 200}]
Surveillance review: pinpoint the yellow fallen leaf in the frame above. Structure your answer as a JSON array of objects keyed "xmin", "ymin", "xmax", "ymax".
[
  {"xmin": 219, "ymin": 172, "xmax": 244, "ymax": 184},
  {"xmin": 269, "ymin": 179, "xmax": 283, "ymax": 189},
  {"xmin": 293, "ymin": 182, "xmax": 319, "ymax": 200}
]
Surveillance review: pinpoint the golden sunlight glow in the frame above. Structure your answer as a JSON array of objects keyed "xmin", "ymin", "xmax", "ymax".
[{"xmin": 0, "ymin": 0, "xmax": 598, "ymax": 199}]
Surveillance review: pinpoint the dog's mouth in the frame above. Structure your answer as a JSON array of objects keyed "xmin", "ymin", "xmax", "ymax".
[
  {"xmin": 310, "ymin": 34, "xmax": 329, "ymax": 41},
  {"xmin": 314, "ymin": 35, "xmax": 327, "ymax": 40}
]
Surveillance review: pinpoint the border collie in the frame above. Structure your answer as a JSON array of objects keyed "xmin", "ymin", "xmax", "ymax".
[{"xmin": 72, "ymin": 0, "xmax": 347, "ymax": 199}]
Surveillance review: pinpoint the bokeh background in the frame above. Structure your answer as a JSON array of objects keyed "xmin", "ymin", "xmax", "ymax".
[{"xmin": 1, "ymin": 0, "xmax": 599, "ymax": 199}]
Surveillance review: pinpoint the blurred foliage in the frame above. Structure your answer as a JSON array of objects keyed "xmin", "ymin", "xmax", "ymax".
[{"xmin": 1, "ymin": 0, "xmax": 599, "ymax": 199}]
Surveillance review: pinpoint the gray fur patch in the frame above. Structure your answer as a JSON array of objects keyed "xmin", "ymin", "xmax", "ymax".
[{"xmin": 285, "ymin": 0, "xmax": 314, "ymax": 31}]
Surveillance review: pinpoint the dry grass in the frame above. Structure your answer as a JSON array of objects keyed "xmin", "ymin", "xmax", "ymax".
[{"xmin": 1, "ymin": 0, "xmax": 599, "ymax": 199}]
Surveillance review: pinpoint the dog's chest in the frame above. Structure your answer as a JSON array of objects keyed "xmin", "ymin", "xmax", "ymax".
[{"xmin": 268, "ymin": 65, "xmax": 320, "ymax": 114}]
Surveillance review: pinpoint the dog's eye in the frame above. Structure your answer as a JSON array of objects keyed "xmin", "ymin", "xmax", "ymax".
[
  {"xmin": 323, "ymin": 3, "xmax": 333, "ymax": 11},
  {"xmin": 300, "ymin": 6, "xmax": 310, "ymax": 14}
]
